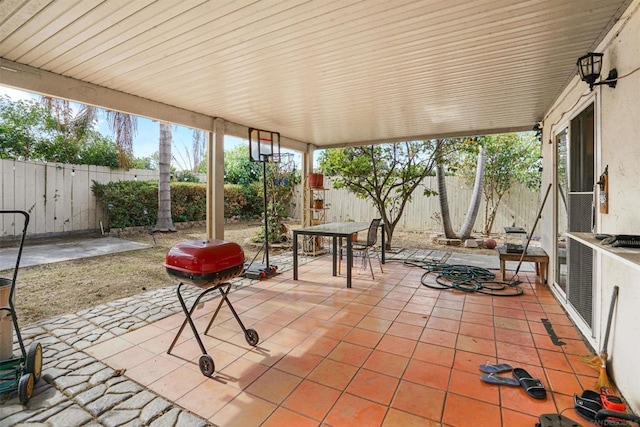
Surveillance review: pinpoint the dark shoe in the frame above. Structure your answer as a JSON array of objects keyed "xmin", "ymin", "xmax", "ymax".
[
  {"xmin": 574, "ymin": 389, "xmax": 602, "ymax": 421},
  {"xmin": 512, "ymin": 367, "xmax": 547, "ymax": 399}
]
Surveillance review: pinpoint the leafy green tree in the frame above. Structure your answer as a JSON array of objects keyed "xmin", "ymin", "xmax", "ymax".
[
  {"xmin": 319, "ymin": 141, "xmax": 446, "ymax": 248},
  {"xmin": 1, "ymin": 96, "xmax": 126, "ymax": 167},
  {"xmin": 224, "ymin": 145, "xmax": 261, "ymax": 186},
  {"xmin": 78, "ymin": 134, "xmax": 121, "ymax": 168},
  {"xmin": 0, "ymin": 96, "xmax": 55, "ymax": 159},
  {"xmin": 252, "ymin": 154, "xmax": 300, "ymax": 244},
  {"xmin": 173, "ymin": 170, "xmax": 200, "ymax": 182},
  {"xmin": 132, "ymin": 154, "xmax": 157, "ymax": 170},
  {"xmin": 195, "ymin": 158, "xmax": 207, "ymax": 174},
  {"xmin": 455, "ymin": 132, "xmax": 541, "ymax": 235}
]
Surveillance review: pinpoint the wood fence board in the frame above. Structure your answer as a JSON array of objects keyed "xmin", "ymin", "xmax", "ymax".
[
  {"xmin": 44, "ymin": 163, "xmax": 56, "ymax": 233},
  {"xmin": 87, "ymin": 165, "xmax": 99, "ymax": 230},
  {"xmin": 72, "ymin": 164, "xmax": 90, "ymax": 231},
  {"xmin": 0, "ymin": 159, "xmax": 4, "ymax": 233},
  {"xmin": 2, "ymin": 160, "xmax": 16, "ymax": 236},
  {"xmin": 22, "ymin": 161, "xmax": 36, "ymax": 214},
  {"xmin": 33, "ymin": 162, "xmax": 47, "ymax": 235}
]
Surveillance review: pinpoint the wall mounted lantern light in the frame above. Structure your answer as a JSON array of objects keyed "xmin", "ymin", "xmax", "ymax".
[{"xmin": 577, "ymin": 52, "xmax": 617, "ymax": 91}]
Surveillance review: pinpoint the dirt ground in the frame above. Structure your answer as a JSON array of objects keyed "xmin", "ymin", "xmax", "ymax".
[{"xmin": 3, "ymin": 221, "xmax": 497, "ymax": 327}]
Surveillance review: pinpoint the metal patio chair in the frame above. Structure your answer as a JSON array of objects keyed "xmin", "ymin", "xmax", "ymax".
[{"xmin": 339, "ymin": 218, "xmax": 384, "ymax": 280}]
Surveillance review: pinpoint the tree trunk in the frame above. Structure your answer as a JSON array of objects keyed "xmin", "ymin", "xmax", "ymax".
[
  {"xmin": 155, "ymin": 122, "xmax": 176, "ymax": 232},
  {"xmin": 483, "ymin": 193, "xmax": 504, "ymax": 235},
  {"xmin": 457, "ymin": 144, "xmax": 486, "ymax": 240},
  {"xmin": 436, "ymin": 163, "xmax": 456, "ymax": 239}
]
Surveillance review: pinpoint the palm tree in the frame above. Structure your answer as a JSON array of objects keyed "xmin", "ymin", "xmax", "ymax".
[
  {"xmin": 154, "ymin": 122, "xmax": 176, "ymax": 231},
  {"xmin": 436, "ymin": 153, "xmax": 456, "ymax": 239},
  {"xmin": 106, "ymin": 110, "xmax": 137, "ymax": 168},
  {"xmin": 40, "ymin": 96, "xmax": 96, "ymax": 140},
  {"xmin": 40, "ymin": 96, "xmax": 137, "ymax": 168},
  {"xmin": 457, "ymin": 144, "xmax": 486, "ymax": 240},
  {"xmin": 436, "ymin": 139, "xmax": 486, "ymax": 241}
]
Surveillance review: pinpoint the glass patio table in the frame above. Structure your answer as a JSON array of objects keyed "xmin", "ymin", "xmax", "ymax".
[{"xmin": 292, "ymin": 222, "xmax": 385, "ymax": 288}]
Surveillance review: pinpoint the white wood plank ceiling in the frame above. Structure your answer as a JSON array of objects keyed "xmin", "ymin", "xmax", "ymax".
[{"xmin": 0, "ymin": 0, "xmax": 632, "ymax": 148}]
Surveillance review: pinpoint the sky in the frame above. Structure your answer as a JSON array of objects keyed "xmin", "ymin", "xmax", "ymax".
[{"xmin": 0, "ymin": 84, "xmax": 302, "ymax": 170}]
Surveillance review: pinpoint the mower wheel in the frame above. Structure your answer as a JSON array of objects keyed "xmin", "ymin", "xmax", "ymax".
[
  {"xmin": 18, "ymin": 373, "xmax": 34, "ymax": 405},
  {"xmin": 199, "ymin": 354, "xmax": 215, "ymax": 377},
  {"xmin": 26, "ymin": 342, "xmax": 43, "ymax": 383},
  {"xmin": 245, "ymin": 329, "xmax": 259, "ymax": 346}
]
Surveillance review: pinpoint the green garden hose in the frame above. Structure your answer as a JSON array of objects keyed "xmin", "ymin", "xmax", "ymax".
[{"xmin": 403, "ymin": 260, "xmax": 524, "ymax": 296}]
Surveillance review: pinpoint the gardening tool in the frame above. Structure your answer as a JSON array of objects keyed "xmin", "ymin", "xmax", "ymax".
[
  {"xmin": 585, "ymin": 285, "xmax": 618, "ymax": 388},
  {"xmin": 0, "ymin": 210, "xmax": 43, "ymax": 404},
  {"xmin": 510, "ymin": 183, "xmax": 552, "ymax": 285}
]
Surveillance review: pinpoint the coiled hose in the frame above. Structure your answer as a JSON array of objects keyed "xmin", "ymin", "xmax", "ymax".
[{"xmin": 403, "ymin": 260, "xmax": 524, "ymax": 296}]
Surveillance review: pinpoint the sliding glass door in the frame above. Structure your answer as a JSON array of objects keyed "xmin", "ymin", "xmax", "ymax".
[{"xmin": 555, "ymin": 103, "xmax": 595, "ymax": 328}]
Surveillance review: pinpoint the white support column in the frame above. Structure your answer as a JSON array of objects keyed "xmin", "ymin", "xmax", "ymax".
[
  {"xmin": 301, "ymin": 146, "xmax": 315, "ymax": 227},
  {"xmin": 206, "ymin": 118, "xmax": 225, "ymax": 239}
]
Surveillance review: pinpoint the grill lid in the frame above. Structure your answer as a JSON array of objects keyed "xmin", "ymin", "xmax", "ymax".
[{"xmin": 163, "ymin": 239, "xmax": 245, "ymax": 275}]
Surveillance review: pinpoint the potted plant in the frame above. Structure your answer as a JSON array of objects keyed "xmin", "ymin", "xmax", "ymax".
[
  {"xmin": 308, "ymin": 173, "xmax": 324, "ymax": 189},
  {"xmin": 313, "ymin": 198, "xmax": 324, "ymax": 209}
]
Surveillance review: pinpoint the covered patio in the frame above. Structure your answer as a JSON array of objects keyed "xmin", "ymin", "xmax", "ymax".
[
  {"xmin": 1, "ymin": 0, "xmax": 639, "ymax": 425},
  {"xmin": 2, "ymin": 249, "xmax": 596, "ymax": 426}
]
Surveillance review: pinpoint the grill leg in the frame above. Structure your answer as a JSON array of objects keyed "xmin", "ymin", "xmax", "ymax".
[
  {"xmin": 168, "ymin": 282, "xmax": 218, "ymax": 355},
  {"xmin": 203, "ymin": 284, "xmax": 229, "ymax": 335},
  {"xmin": 219, "ymin": 283, "xmax": 249, "ymax": 334}
]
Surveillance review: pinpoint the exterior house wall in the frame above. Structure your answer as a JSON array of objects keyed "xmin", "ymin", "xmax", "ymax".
[{"xmin": 541, "ymin": 2, "xmax": 640, "ymax": 413}]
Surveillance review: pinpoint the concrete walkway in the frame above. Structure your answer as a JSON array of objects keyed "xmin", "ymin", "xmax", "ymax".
[{"xmin": 0, "ymin": 237, "xmax": 150, "ymax": 270}]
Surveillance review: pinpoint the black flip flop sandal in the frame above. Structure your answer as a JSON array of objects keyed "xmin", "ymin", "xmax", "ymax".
[
  {"xmin": 574, "ymin": 390, "xmax": 602, "ymax": 422},
  {"xmin": 512, "ymin": 368, "xmax": 547, "ymax": 399}
]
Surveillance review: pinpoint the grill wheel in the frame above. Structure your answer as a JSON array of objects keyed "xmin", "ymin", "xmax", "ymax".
[
  {"xmin": 245, "ymin": 328, "xmax": 259, "ymax": 346},
  {"xmin": 199, "ymin": 354, "xmax": 215, "ymax": 377}
]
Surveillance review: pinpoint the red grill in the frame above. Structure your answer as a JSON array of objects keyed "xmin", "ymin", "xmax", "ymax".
[
  {"xmin": 164, "ymin": 239, "xmax": 245, "ymax": 287},
  {"xmin": 163, "ymin": 239, "xmax": 259, "ymax": 377}
]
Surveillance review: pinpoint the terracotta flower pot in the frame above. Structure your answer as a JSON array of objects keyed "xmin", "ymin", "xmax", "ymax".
[{"xmin": 309, "ymin": 173, "xmax": 324, "ymax": 188}]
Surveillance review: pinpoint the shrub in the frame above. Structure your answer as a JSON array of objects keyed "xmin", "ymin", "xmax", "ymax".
[
  {"xmin": 92, "ymin": 181, "xmax": 207, "ymax": 228},
  {"xmin": 171, "ymin": 182, "xmax": 206, "ymax": 222},
  {"xmin": 92, "ymin": 180, "xmax": 158, "ymax": 228},
  {"xmin": 224, "ymin": 184, "xmax": 246, "ymax": 218},
  {"xmin": 173, "ymin": 170, "xmax": 199, "ymax": 182},
  {"xmin": 93, "ymin": 180, "xmax": 267, "ymax": 228},
  {"xmin": 242, "ymin": 182, "xmax": 264, "ymax": 218}
]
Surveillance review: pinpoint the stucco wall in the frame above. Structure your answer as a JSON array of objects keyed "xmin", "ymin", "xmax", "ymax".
[{"xmin": 541, "ymin": 2, "xmax": 640, "ymax": 413}]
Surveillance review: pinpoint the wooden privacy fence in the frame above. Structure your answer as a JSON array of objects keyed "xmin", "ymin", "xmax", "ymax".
[
  {"xmin": 0, "ymin": 159, "xmax": 157, "ymax": 238},
  {"xmin": 315, "ymin": 177, "xmax": 541, "ymax": 236},
  {"xmin": 2, "ymin": 158, "xmax": 540, "ymax": 239}
]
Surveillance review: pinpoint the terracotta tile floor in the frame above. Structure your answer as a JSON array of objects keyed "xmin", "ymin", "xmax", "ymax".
[{"xmin": 85, "ymin": 256, "xmax": 596, "ymax": 426}]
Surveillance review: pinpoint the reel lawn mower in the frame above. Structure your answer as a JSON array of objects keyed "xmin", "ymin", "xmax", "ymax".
[{"xmin": 0, "ymin": 210, "xmax": 43, "ymax": 404}]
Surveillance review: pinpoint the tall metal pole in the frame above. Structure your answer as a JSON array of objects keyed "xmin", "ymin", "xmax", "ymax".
[{"xmin": 262, "ymin": 160, "xmax": 269, "ymax": 269}]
